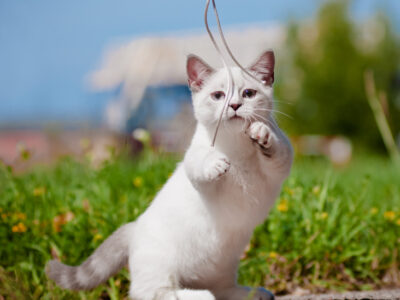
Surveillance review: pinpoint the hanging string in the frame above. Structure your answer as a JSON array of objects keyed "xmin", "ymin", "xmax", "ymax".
[
  {"xmin": 205, "ymin": 0, "xmax": 264, "ymax": 147},
  {"xmin": 204, "ymin": 0, "xmax": 233, "ymax": 147}
]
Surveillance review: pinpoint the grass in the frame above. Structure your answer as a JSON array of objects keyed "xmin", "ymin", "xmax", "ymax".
[{"xmin": 0, "ymin": 147, "xmax": 399, "ymax": 299}]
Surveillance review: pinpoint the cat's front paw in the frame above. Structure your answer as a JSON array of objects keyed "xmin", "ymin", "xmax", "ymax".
[
  {"xmin": 247, "ymin": 122, "xmax": 276, "ymax": 148},
  {"xmin": 203, "ymin": 149, "xmax": 230, "ymax": 181}
]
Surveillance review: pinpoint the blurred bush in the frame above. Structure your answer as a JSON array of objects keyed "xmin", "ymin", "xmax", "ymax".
[{"xmin": 275, "ymin": 0, "xmax": 400, "ymax": 151}]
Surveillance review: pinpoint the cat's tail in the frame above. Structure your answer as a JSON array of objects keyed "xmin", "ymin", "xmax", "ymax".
[{"xmin": 45, "ymin": 222, "xmax": 134, "ymax": 290}]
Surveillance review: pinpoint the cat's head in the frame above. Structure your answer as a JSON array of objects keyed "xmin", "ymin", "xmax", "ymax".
[{"xmin": 186, "ymin": 50, "xmax": 275, "ymax": 131}]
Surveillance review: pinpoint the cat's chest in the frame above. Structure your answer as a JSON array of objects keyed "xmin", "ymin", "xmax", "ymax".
[{"xmin": 222, "ymin": 158, "xmax": 268, "ymax": 198}]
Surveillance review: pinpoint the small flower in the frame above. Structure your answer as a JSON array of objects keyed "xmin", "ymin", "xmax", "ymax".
[
  {"xmin": 284, "ymin": 186, "xmax": 295, "ymax": 196},
  {"xmin": 33, "ymin": 187, "xmax": 46, "ymax": 197},
  {"xmin": 132, "ymin": 177, "xmax": 143, "ymax": 188},
  {"xmin": 1, "ymin": 213, "xmax": 8, "ymax": 220},
  {"xmin": 396, "ymin": 219, "xmax": 400, "ymax": 226},
  {"xmin": 52, "ymin": 211, "xmax": 75, "ymax": 232},
  {"xmin": 312, "ymin": 185, "xmax": 321, "ymax": 195},
  {"xmin": 370, "ymin": 207, "xmax": 378, "ymax": 215},
  {"xmin": 12, "ymin": 222, "xmax": 27, "ymax": 233},
  {"xmin": 319, "ymin": 212, "xmax": 328, "ymax": 220},
  {"xmin": 93, "ymin": 234, "xmax": 103, "ymax": 242},
  {"xmin": 277, "ymin": 198, "xmax": 289, "ymax": 212},
  {"xmin": 114, "ymin": 279, "xmax": 121, "ymax": 287},
  {"xmin": 384, "ymin": 211, "xmax": 396, "ymax": 221},
  {"xmin": 15, "ymin": 212, "xmax": 26, "ymax": 220},
  {"xmin": 269, "ymin": 251, "xmax": 278, "ymax": 259},
  {"xmin": 132, "ymin": 128, "xmax": 150, "ymax": 144},
  {"xmin": 82, "ymin": 199, "xmax": 90, "ymax": 212}
]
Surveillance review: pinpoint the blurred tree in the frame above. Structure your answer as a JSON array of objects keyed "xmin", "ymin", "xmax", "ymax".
[{"xmin": 275, "ymin": 0, "xmax": 400, "ymax": 151}]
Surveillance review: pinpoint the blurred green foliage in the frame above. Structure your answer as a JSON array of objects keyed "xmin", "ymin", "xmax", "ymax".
[
  {"xmin": 275, "ymin": 0, "xmax": 400, "ymax": 150},
  {"xmin": 1, "ymin": 149, "xmax": 399, "ymax": 298}
]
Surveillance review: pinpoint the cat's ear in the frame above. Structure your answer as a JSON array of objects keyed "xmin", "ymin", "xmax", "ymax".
[
  {"xmin": 249, "ymin": 50, "xmax": 275, "ymax": 86},
  {"xmin": 186, "ymin": 55, "xmax": 214, "ymax": 92}
]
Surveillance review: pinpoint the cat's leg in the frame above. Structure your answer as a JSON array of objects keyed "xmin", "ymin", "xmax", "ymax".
[
  {"xmin": 247, "ymin": 119, "xmax": 293, "ymax": 178},
  {"xmin": 130, "ymin": 287, "xmax": 215, "ymax": 300},
  {"xmin": 156, "ymin": 289, "xmax": 216, "ymax": 300},
  {"xmin": 128, "ymin": 251, "xmax": 215, "ymax": 300},
  {"xmin": 128, "ymin": 267, "xmax": 216, "ymax": 300},
  {"xmin": 213, "ymin": 286, "xmax": 274, "ymax": 300},
  {"xmin": 129, "ymin": 280, "xmax": 215, "ymax": 300}
]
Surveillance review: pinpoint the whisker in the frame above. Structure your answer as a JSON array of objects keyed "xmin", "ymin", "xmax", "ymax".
[
  {"xmin": 254, "ymin": 108, "xmax": 293, "ymax": 120},
  {"xmin": 251, "ymin": 113, "xmax": 278, "ymax": 129}
]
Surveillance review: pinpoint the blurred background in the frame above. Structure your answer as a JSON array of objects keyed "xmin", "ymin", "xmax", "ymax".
[
  {"xmin": 1, "ymin": 0, "xmax": 399, "ymax": 168},
  {"xmin": 1, "ymin": 2, "xmax": 400, "ymax": 297}
]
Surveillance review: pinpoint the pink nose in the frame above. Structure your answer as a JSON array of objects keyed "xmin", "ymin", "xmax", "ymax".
[{"xmin": 230, "ymin": 103, "xmax": 242, "ymax": 111}]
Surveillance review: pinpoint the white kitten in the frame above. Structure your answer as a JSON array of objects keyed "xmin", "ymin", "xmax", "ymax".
[{"xmin": 46, "ymin": 50, "xmax": 293, "ymax": 300}]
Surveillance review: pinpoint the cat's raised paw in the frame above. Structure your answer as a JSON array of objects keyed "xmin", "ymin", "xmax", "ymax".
[
  {"xmin": 203, "ymin": 150, "xmax": 230, "ymax": 181},
  {"xmin": 247, "ymin": 122, "xmax": 276, "ymax": 148}
]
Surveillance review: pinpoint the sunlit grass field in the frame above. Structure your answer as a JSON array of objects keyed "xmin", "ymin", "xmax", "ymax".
[{"xmin": 1, "ymin": 148, "xmax": 399, "ymax": 299}]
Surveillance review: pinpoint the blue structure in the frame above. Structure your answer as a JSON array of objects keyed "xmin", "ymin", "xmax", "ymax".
[{"xmin": 126, "ymin": 85, "xmax": 192, "ymax": 133}]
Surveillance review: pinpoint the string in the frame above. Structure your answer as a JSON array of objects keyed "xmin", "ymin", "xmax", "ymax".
[
  {"xmin": 205, "ymin": 0, "xmax": 264, "ymax": 147},
  {"xmin": 209, "ymin": 0, "xmax": 264, "ymax": 85},
  {"xmin": 205, "ymin": 0, "xmax": 234, "ymax": 147}
]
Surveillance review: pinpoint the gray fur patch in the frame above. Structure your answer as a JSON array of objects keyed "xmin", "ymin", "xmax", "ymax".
[{"xmin": 45, "ymin": 222, "xmax": 134, "ymax": 291}]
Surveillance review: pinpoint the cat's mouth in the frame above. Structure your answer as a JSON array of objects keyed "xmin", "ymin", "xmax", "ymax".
[{"xmin": 230, "ymin": 115, "xmax": 244, "ymax": 121}]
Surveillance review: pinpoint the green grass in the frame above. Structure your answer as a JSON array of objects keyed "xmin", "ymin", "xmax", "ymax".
[{"xmin": 0, "ymin": 149, "xmax": 399, "ymax": 299}]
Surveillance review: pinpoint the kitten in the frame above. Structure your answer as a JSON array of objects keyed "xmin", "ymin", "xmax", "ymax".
[{"xmin": 46, "ymin": 50, "xmax": 293, "ymax": 300}]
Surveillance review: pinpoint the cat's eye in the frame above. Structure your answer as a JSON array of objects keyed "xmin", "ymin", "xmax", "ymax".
[
  {"xmin": 242, "ymin": 89, "xmax": 257, "ymax": 98},
  {"xmin": 211, "ymin": 91, "xmax": 226, "ymax": 101}
]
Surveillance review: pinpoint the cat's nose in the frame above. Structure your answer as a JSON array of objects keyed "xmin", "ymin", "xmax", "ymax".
[{"xmin": 230, "ymin": 103, "xmax": 242, "ymax": 111}]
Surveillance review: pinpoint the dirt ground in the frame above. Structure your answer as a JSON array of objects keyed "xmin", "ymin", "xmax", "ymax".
[{"xmin": 276, "ymin": 289, "xmax": 400, "ymax": 300}]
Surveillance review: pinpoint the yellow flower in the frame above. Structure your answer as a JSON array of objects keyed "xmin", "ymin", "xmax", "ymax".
[
  {"xmin": 114, "ymin": 279, "xmax": 121, "ymax": 287},
  {"xmin": 269, "ymin": 251, "xmax": 278, "ymax": 259},
  {"xmin": 132, "ymin": 177, "xmax": 143, "ymax": 188},
  {"xmin": 15, "ymin": 212, "xmax": 26, "ymax": 220},
  {"xmin": 384, "ymin": 211, "xmax": 396, "ymax": 221},
  {"xmin": 319, "ymin": 212, "xmax": 328, "ymax": 220},
  {"xmin": 277, "ymin": 198, "xmax": 289, "ymax": 212},
  {"xmin": 370, "ymin": 207, "xmax": 378, "ymax": 215},
  {"xmin": 396, "ymin": 219, "xmax": 400, "ymax": 226},
  {"xmin": 1, "ymin": 213, "xmax": 8, "ymax": 220},
  {"xmin": 33, "ymin": 187, "xmax": 46, "ymax": 197},
  {"xmin": 284, "ymin": 186, "xmax": 295, "ymax": 196},
  {"xmin": 12, "ymin": 222, "xmax": 27, "ymax": 233},
  {"xmin": 93, "ymin": 234, "xmax": 103, "ymax": 242},
  {"xmin": 312, "ymin": 185, "xmax": 321, "ymax": 195}
]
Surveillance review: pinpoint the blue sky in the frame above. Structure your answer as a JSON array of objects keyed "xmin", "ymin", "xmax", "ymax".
[{"xmin": 0, "ymin": 0, "xmax": 399, "ymax": 127}]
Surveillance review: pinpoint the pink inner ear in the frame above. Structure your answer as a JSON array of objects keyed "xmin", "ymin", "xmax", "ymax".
[
  {"xmin": 187, "ymin": 55, "xmax": 213, "ymax": 91},
  {"xmin": 250, "ymin": 51, "xmax": 275, "ymax": 86}
]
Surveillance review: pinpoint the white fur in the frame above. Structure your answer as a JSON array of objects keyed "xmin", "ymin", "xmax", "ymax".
[
  {"xmin": 124, "ymin": 65, "xmax": 293, "ymax": 300},
  {"xmin": 46, "ymin": 54, "xmax": 292, "ymax": 299}
]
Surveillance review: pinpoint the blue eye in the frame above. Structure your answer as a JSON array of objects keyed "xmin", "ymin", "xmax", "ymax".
[
  {"xmin": 211, "ymin": 91, "xmax": 225, "ymax": 101},
  {"xmin": 242, "ymin": 89, "xmax": 257, "ymax": 98}
]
